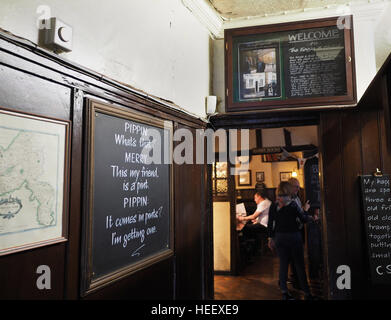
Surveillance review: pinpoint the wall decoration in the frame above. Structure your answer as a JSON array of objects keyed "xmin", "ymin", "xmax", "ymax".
[
  {"xmin": 256, "ymin": 171, "xmax": 265, "ymax": 183},
  {"xmin": 280, "ymin": 172, "xmax": 292, "ymax": 182},
  {"xmin": 359, "ymin": 174, "xmax": 391, "ymax": 285},
  {"xmin": 225, "ymin": 16, "xmax": 356, "ymax": 112},
  {"xmin": 0, "ymin": 108, "xmax": 70, "ymax": 256},
  {"xmin": 81, "ymin": 100, "xmax": 174, "ymax": 295},
  {"xmin": 238, "ymin": 170, "xmax": 252, "ymax": 186}
]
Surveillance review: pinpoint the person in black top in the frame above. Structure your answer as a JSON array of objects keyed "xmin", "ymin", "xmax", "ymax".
[{"xmin": 267, "ymin": 181, "xmax": 313, "ymax": 300}]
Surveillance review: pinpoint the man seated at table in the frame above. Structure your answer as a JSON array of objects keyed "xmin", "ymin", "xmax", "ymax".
[{"xmin": 238, "ymin": 189, "xmax": 271, "ymax": 253}]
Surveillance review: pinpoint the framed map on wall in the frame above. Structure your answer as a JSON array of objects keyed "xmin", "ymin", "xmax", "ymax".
[{"xmin": 0, "ymin": 108, "xmax": 70, "ymax": 256}]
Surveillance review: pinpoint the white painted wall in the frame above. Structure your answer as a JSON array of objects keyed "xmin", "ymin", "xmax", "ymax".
[
  {"xmin": 374, "ymin": 3, "xmax": 391, "ymax": 71},
  {"xmin": 212, "ymin": 2, "xmax": 391, "ymax": 111},
  {"xmin": 0, "ymin": 0, "xmax": 211, "ymax": 118},
  {"xmin": 213, "ymin": 201, "xmax": 231, "ymax": 271}
]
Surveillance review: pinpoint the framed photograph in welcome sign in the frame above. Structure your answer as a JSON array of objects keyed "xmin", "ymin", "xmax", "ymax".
[{"xmin": 0, "ymin": 107, "xmax": 70, "ymax": 256}]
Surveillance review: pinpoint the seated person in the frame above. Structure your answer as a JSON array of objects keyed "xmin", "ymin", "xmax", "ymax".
[{"xmin": 238, "ymin": 189, "xmax": 271, "ymax": 241}]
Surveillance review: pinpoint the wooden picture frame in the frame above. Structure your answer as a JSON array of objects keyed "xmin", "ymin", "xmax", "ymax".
[
  {"xmin": 256, "ymin": 171, "xmax": 265, "ymax": 183},
  {"xmin": 0, "ymin": 107, "xmax": 70, "ymax": 256},
  {"xmin": 238, "ymin": 170, "xmax": 252, "ymax": 186},
  {"xmin": 81, "ymin": 100, "xmax": 174, "ymax": 296},
  {"xmin": 280, "ymin": 172, "xmax": 292, "ymax": 182},
  {"xmin": 225, "ymin": 16, "xmax": 356, "ymax": 112}
]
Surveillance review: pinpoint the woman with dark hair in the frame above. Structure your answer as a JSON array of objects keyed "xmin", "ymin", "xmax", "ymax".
[{"xmin": 267, "ymin": 181, "xmax": 313, "ymax": 300}]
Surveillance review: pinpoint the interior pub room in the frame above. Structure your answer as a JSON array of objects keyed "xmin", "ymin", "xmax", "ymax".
[{"xmin": 1, "ymin": 0, "xmax": 391, "ymax": 301}]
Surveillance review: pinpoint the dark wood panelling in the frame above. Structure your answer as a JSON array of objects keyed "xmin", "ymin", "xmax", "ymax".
[
  {"xmin": 0, "ymin": 31, "xmax": 211, "ymax": 300},
  {"xmin": 210, "ymin": 110, "xmax": 319, "ymax": 129},
  {"xmin": 203, "ymin": 162, "xmax": 214, "ymax": 299},
  {"xmin": 379, "ymin": 75, "xmax": 391, "ymax": 174},
  {"xmin": 84, "ymin": 258, "xmax": 173, "ymax": 300},
  {"xmin": 0, "ymin": 244, "xmax": 65, "ymax": 299},
  {"xmin": 174, "ymin": 125, "xmax": 205, "ymax": 299},
  {"xmin": 319, "ymin": 64, "xmax": 391, "ymax": 299},
  {"xmin": 360, "ymin": 110, "xmax": 381, "ymax": 173},
  {"xmin": 319, "ymin": 111, "xmax": 350, "ymax": 300},
  {"xmin": 340, "ymin": 109, "xmax": 365, "ymax": 299}
]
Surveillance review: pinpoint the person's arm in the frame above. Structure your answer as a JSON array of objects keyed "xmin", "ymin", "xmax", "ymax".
[
  {"xmin": 293, "ymin": 201, "xmax": 313, "ymax": 223},
  {"xmin": 267, "ymin": 203, "xmax": 276, "ymax": 238},
  {"xmin": 240, "ymin": 210, "xmax": 261, "ymax": 222},
  {"xmin": 267, "ymin": 204, "xmax": 276, "ymax": 252}
]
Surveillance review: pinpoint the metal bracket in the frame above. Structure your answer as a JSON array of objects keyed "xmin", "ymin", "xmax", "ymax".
[{"xmin": 373, "ymin": 168, "xmax": 383, "ymax": 177}]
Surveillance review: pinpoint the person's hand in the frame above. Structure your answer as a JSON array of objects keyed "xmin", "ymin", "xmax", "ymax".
[
  {"xmin": 238, "ymin": 216, "xmax": 245, "ymax": 222},
  {"xmin": 303, "ymin": 200, "xmax": 310, "ymax": 211}
]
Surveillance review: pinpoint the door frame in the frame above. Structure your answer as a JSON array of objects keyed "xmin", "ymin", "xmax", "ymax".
[{"xmin": 209, "ymin": 110, "xmax": 329, "ymax": 299}]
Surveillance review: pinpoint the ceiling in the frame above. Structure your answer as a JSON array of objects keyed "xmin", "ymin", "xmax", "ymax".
[
  {"xmin": 183, "ymin": 0, "xmax": 391, "ymax": 71},
  {"xmin": 208, "ymin": 0, "xmax": 366, "ymax": 20}
]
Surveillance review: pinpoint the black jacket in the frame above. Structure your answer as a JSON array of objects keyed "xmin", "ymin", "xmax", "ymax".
[{"xmin": 267, "ymin": 200, "xmax": 311, "ymax": 238}]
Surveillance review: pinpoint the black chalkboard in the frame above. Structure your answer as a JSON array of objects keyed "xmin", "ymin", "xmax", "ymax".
[
  {"xmin": 304, "ymin": 157, "xmax": 321, "ymax": 208},
  {"xmin": 83, "ymin": 102, "xmax": 173, "ymax": 292},
  {"xmin": 360, "ymin": 175, "xmax": 391, "ymax": 285},
  {"xmin": 283, "ymin": 26, "xmax": 347, "ymax": 99}
]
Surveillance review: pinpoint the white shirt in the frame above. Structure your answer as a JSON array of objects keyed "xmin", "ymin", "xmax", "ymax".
[{"xmin": 255, "ymin": 199, "xmax": 271, "ymax": 227}]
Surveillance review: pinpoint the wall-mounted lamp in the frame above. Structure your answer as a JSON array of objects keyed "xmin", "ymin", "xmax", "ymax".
[{"xmin": 292, "ymin": 170, "xmax": 298, "ymax": 178}]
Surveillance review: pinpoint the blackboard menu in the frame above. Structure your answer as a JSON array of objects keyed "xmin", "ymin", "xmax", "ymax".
[
  {"xmin": 304, "ymin": 157, "xmax": 321, "ymax": 208},
  {"xmin": 82, "ymin": 102, "xmax": 173, "ymax": 293},
  {"xmin": 283, "ymin": 26, "xmax": 347, "ymax": 99},
  {"xmin": 360, "ymin": 175, "xmax": 391, "ymax": 285},
  {"xmin": 226, "ymin": 16, "xmax": 356, "ymax": 112}
]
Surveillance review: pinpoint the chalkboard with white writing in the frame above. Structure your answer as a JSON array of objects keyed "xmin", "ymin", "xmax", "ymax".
[
  {"xmin": 304, "ymin": 157, "xmax": 321, "ymax": 208},
  {"xmin": 283, "ymin": 26, "xmax": 347, "ymax": 99},
  {"xmin": 360, "ymin": 175, "xmax": 391, "ymax": 284},
  {"xmin": 82, "ymin": 101, "xmax": 173, "ymax": 294}
]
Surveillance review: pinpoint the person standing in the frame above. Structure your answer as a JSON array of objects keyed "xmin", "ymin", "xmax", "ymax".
[
  {"xmin": 287, "ymin": 177, "xmax": 309, "ymax": 288},
  {"xmin": 288, "ymin": 177, "xmax": 310, "ymax": 213},
  {"xmin": 267, "ymin": 182, "xmax": 313, "ymax": 300}
]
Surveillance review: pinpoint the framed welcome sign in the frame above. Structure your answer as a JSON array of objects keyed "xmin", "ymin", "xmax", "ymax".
[{"xmin": 225, "ymin": 16, "xmax": 356, "ymax": 112}]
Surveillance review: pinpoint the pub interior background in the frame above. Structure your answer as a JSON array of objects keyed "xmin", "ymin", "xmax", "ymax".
[{"xmin": 1, "ymin": 0, "xmax": 391, "ymax": 300}]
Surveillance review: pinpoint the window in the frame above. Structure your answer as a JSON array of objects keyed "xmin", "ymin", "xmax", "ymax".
[{"xmin": 212, "ymin": 162, "xmax": 228, "ymax": 198}]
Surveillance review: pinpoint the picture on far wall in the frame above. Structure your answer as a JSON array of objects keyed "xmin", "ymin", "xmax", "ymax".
[
  {"xmin": 256, "ymin": 171, "xmax": 265, "ymax": 183},
  {"xmin": 238, "ymin": 170, "xmax": 252, "ymax": 186},
  {"xmin": 280, "ymin": 171, "xmax": 292, "ymax": 182}
]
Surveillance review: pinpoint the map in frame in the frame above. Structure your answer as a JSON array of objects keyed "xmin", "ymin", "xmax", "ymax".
[{"xmin": 0, "ymin": 109, "xmax": 69, "ymax": 255}]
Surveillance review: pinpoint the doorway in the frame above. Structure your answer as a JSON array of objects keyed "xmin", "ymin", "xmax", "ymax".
[{"xmin": 213, "ymin": 125, "xmax": 326, "ymax": 300}]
